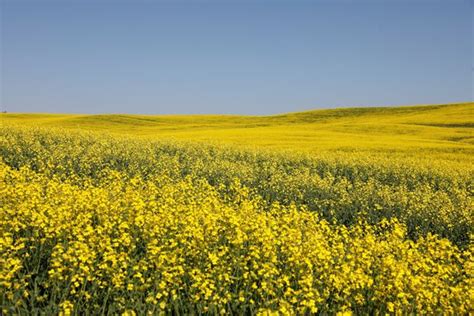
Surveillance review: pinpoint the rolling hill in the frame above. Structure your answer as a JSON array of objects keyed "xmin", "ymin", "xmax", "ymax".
[{"xmin": 2, "ymin": 102, "xmax": 473, "ymax": 155}]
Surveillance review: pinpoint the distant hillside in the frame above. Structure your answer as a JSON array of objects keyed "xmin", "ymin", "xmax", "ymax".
[{"xmin": 2, "ymin": 102, "xmax": 473, "ymax": 154}]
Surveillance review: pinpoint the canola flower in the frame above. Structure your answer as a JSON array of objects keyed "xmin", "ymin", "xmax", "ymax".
[{"xmin": 0, "ymin": 125, "xmax": 473, "ymax": 314}]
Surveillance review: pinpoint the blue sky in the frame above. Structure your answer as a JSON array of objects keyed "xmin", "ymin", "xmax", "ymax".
[{"xmin": 1, "ymin": 0, "xmax": 472, "ymax": 114}]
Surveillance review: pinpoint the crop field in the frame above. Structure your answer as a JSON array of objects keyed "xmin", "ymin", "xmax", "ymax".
[{"xmin": 0, "ymin": 103, "xmax": 473, "ymax": 314}]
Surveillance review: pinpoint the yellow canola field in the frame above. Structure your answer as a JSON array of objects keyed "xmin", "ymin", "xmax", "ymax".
[
  {"xmin": 0, "ymin": 103, "xmax": 473, "ymax": 314},
  {"xmin": 3, "ymin": 102, "xmax": 473, "ymax": 154}
]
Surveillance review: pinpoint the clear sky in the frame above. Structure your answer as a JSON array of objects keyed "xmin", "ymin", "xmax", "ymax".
[{"xmin": 1, "ymin": 0, "xmax": 472, "ymax": 115}]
